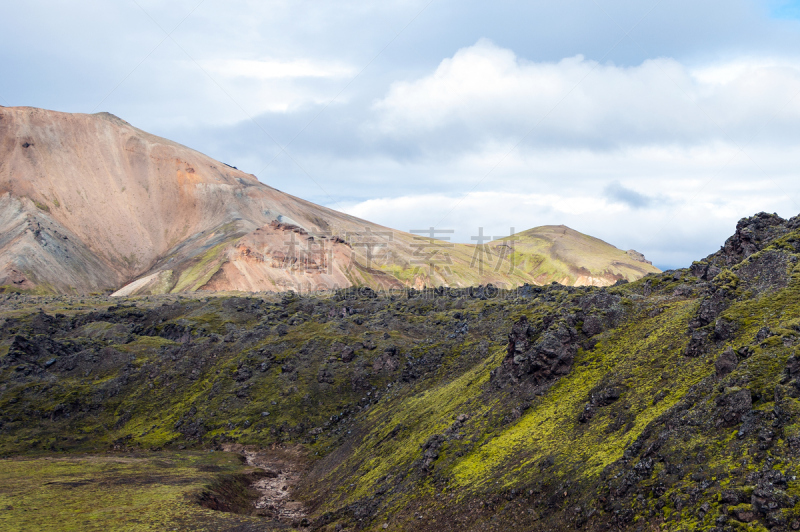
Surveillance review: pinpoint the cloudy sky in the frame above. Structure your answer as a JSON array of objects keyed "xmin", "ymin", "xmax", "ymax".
[{"xmin": 3, "ymin": 0, "xmax": 800, "ymax": 269}]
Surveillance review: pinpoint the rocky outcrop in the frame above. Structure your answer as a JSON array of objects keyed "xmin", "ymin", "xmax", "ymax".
[
  {"xmin": 578, "ymin": 386, "xmax": 622, "ymax": 423},
  {"xmin": 692, "ymin": 212, "xmax": 798, "ymax": 281},
  {"xmin": 716, "ymin": 388, "xmax": 752, "ymax": 427},
  {"xmin": 625, "ymin": 249, "xmax": 652, "ymax": 265},
  {"xmin": 715, "ymin": 347, "xmax": 738, "ymax": 377},
  {"xmin": 493, "ymin": 316, "xmax": 579, "ymax": 388},
  {"xmin": 750, "ymin": 470, "xmax": 797, "ymax": 523}
]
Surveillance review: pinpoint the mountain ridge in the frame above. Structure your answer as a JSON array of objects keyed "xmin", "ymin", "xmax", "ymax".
[{"xmin": 0, "ymin": 106, "xmax": 659, "ymax": 295}]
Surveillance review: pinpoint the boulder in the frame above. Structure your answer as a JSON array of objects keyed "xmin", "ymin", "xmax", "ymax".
[
  {"xmin": 716, "ymin": 388, "xmax": 752, "ymax": 427},
  {"xmin": 715, "ymin": 347, "xmax": 738, "ymax": 377}
]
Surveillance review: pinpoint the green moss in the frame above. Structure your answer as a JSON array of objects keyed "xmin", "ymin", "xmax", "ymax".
[
  {"xmin": 171, "ymin": 243, "xmax": 228, "ymax": 293},
  {"xmin": 0, "ymin": 452, "xmax": 264, "ymax": 531},
  {"xmin": 452, "ymin": 300, "xmax": 704, "ymax": 488},
  {"xmin": 0, "ymin": 285, "xmax": 26, "ymax": 295},
  {"xmin": 0, "ymin": 283, "xmax": 59, "ymax": 296},
  {"xmin": 713, "ymin": 268, "xmax": 741, "ymax": 292},
  {"xmin": 334, "ymin": 349, "xmax": 501, "ymax": 503}
]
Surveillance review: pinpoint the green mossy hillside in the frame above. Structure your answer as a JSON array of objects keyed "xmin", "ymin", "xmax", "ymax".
[{"xmin": 3, "ymin": 212, "xmax": 800, "ymax": 530}]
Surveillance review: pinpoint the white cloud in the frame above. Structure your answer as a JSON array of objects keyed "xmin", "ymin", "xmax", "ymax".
[
  {"xmin": 145, "ymin": 57, "xmax": 358, "ymax": 120},
  {"xmin": 187, "ymin": 58, "xmax": 357, "ymax": 115},
  {"xmin": 371, "ymin": 39, "xmax": 800, "ymax": 149},
  {"xmin": 330, "ymin": 141, "xmax": 800, "ymax": 269}
]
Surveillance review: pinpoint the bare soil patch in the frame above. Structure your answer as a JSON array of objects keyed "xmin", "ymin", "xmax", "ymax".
[{"xmin": 223, "ymin": 444, "xmax": 309, "ymax": 524}]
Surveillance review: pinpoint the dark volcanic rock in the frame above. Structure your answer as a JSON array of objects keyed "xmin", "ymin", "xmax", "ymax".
[
  {"xmin": 581, "ymin": 315, "xmax": 604, "ymax": 337},
  {"xmin": 420, "ymin": 433, "xmax": 446, "ymax": 472},
  {"xmin": 506, "ymin": 317, "xmax": 533, "ymax": 359},
  {"xmin": 752, "ymin": 475, "xmax": 795, "ymax": 516},
  {"xmin": 713, "ymin": 318, "xmax": 738, "ymax": 342},
  {"xmin": 579, "ymin": 291, "xmax": 621, "ymax": 312},
  {"xmin": 755, "ymin": 327, "xmax": 773, "ymax": 343},
  {"xmin": 710, "ymin": 212, "xmax": 789, "ymax": 267},
  {"xmin": 234, "ymin": 366, "xmax": 252, "ymax": 382},
  {"xmin": 317, "ymin": 366, "xmax": 335, "ymax": 384},
  {"xmin": 373, "ymin": 350, "xmax": 399, "ymax": 373},
  {"xmin": 736, "ymin": 250, "xmax": 795, "ymax": 294},
  {"xmin": 787, "ymin": 355, "xmax": 800, "ymax": 377},
  {"xmin": 340, "ymin": 346, "xmax": 356, "ymax": 363},
  {"xmin": 721, "ymin": 489, "xmax": 750, "ymax": 504},
  {"xmin": 684, "ymin": 330, "xmax": 709, "ymax": 358},
  {"xmin": 497, "ymin": 317, "xmax": 579, "ymax": 388},
  {"xmin": 690, "ymin": 261, "xmax": 721, "ymax": 281},
  {"xmin": 690, "ymin": 292, "xmax": 730, "ymax": 330},
  {"xmin": 715, "ymin": 347, "xmax": 738, "ymax": 377},
  {"xmin": 691, "ymin": 212, "xmax": 792, "ymax": 281},
  {"xmin": 716, "ymin": 388, "xmax": 752, "ymax": 427},
  {"xmin": 579, "ymin": 386, "xmax": 622, "ymax": 423}
]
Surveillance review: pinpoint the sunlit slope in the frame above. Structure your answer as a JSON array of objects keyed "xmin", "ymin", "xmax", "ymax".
[
  {"xmin": 367, "ymin": 225, "xmax": 659, "ymax": 289},
  {"xmin": 497, "ymin": 225, "xmax": 659, "ymax": 286}
]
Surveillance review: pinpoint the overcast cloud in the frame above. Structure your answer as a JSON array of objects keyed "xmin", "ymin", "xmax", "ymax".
[{"xmin": 3, "ymin": 0, "xmax": 800, "ymax": 269}]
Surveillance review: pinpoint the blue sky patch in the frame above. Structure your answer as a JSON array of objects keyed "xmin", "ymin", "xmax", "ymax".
[{"xmin": 771, "ymin": 0, "xmax": 800, "ymax": 19}]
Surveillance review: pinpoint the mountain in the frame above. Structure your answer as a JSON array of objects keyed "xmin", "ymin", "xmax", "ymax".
[
  {"xmin": 1, "ymin": 211, "xmax": 799, "ymax": 531},
  {"xmin": 0, "ymin": 106, "xmax": 658, "ymax": 295}
]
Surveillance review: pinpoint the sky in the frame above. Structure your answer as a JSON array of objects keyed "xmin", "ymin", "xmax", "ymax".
[{"xmin": 3, "ymin": 1, "xmax": 800, "ymax": 270}]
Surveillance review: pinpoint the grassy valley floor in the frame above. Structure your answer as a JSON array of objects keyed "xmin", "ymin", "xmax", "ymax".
[{"xmin": 0, "ymin": 451, "xmax": 282, "ymax": 532}]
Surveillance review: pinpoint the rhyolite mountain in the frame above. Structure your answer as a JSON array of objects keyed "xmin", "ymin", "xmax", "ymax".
[
  {"xmin": 2, "ymin": 211, "xmax": 800, "ymax": 531},
  {"xmin": 0, "ymin": 106, "xmax": 658, "ymax": 295}
]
